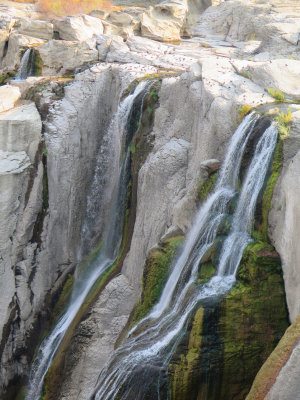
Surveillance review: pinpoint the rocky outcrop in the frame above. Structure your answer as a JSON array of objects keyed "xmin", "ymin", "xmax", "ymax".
[
  {"xmin": 0, "ymin": 101, "xmax": 43, "ymax": 393},
  {"xmin": 53, "ymin": 15, "xmax": 103, "ymax": 42}
]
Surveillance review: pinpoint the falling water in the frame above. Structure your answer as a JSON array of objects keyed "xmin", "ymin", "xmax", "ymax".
[
  {"xmin": 90, "ymin": 116, "xmax": 278, "ymax": 400},
  {"xmin": 14, "ymin": 48, "xmax": 34, "ymax": 81},
  {"xmin": 25, "ymin": 80, "xmax": 150, "ymax": 400}
]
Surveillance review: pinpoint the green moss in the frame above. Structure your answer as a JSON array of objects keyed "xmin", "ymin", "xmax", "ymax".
[
  {"xmin": 198, "ymin": 262, "xmax": 216, "ymax": 283},
  {"xmin": 31, "ymin": 51, "xmax": 43, "ymax": 76},
  {"xmin": 246, "ymin": 314, "xmax": 300, "ymax": 400},
  {"xmin": 132, "ymin": 236, "xmax": 184, "ymax": 324},
  {"xmin": 0, "ymin": 71, "xmax": 16, "ymax": 85},
  {"xmin": 52, "ymin": 275, "xmax": 74, "ymax": 321},
  {"xmin": 267, "ymin": 88, "xmax": 285, "ymax": 102},
  {"xmin": 218, "ymin": 241, "xmax": 289, "ymax": 400},
  {"xmin": 260, "ymin": 140, "xmax": 283, "ymax": 240},
  {"xmin": 170, "ymin": 307, "xmax": 204, "ymax": 400},
  {"xmin": 196, "ymin": 172, "xmax": 218, "ymax": 203},
  {"xmin": 275, "ymin": 109, "xmax": 292, "ymax": 140}
]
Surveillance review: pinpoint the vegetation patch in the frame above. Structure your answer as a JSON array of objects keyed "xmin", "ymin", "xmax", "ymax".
[
  {"xmin": 0, "ymin": 71, "xmax": 16, "ymax": 86},
  {"xmin": 246, "ymin": 313, "xmax": 300, "ymax": 400},
  {"xmin": 196, "ymin": 172, "xmax": 218, "ymax": 203},
  {"xmin": 131, "ymin": 236, "xmax": 184, "ymax": 324},
  {"xmin": 238, "ymin": 104, "xmax": 252, "ymax": 121},
  {"xmin": 169, "ymin": 307, "xmax": 205, "ymax": 400},
  {"xmin": 260, "ymin": 140, "xmax": 283, "ymax": 241},
  {"xmin": 275, "ymin": 109, "xmax": 292, "ymax": 140},
  {"xmin": 267, "ymin": 88, "xmax": 285, "ymax": 102}
]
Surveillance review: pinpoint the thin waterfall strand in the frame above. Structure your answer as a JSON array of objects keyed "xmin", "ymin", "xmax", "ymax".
[
  {"xmin": 91, "ymin": 115, "xmax": 277, "ymax": 400},
  {"xmin": 25, "ymin": 80, "xmax": 150, "ymax": 400},
  {"xmin": 14, "ymin": 49, "xmax": 33, "ymax": 81}
]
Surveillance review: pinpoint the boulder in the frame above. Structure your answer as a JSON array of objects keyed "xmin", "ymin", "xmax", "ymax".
[
  {"xmin": 0, "ymin": 85, "xmax": 21, "ymax": 113},
  {"xmin": 13, "ymin": 18, "xmax": 54, "ymax": 40},
  {"xmin": 107, "ymin": 11, "xmax": 134, "ymax": 26},
  {"xmin": 89, "ymin": 9, "xmax": 109, "ymax": 20},
  {"xmin": 140, "ymin": 1, "xmax": 187, "ymax": 41},
  {"xmin": 53, "ymin": 15, "xmax": 103, "ymax": 42},
  {"xmin": 1, "ymin": 33, "xmax": 45, "ymax": 72},
  {"xmin": 37, "ymin": 39, "xmax": 98, "ymax": 76}
]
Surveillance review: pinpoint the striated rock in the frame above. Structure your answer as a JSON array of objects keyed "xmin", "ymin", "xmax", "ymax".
[
  {"xmin": 58, "ymin": 274, "xmax": 136, "ymax": 400},
  {"xmin": 37, "ymin": 39, "xmax": 99, "ymax": 76},
  {"xmin": 13, "ymin": 18, "xmax": 54, "ymax": 40},
  {"xmin": 0, "ymin": 101, "xmax": 43, "ymax": 392},
  {"xmin": 53, "ymin": 15, "xmax": 103, "ymax": 42},
  {"xmin": 0, "ymin": 85, "xmax": 21, "ymax": 113}
]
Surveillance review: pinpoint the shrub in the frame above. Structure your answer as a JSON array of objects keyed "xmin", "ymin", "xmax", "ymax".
[
  {"xmin": 267, "ymin": 88, "xmax": 285, "ymax": 102},
  {"xmin": 238, "ymin": 104, "xmax": 252, "ymax": 121},
  {"xmin": 37, "ymin": 0, "xmax": 113, "ymax": 16},
  {"xmin": 275, "ymin": 109, "xmax": 293, "ymax": 140}
]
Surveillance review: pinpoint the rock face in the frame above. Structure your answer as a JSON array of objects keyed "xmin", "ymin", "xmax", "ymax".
[
  {"xmin": 269, "ymin": 110, "xmax": 300, "ymax": 322},
  {"xmin": 0, "ymin": 102, "xmax": 43, "ymax": 392}
]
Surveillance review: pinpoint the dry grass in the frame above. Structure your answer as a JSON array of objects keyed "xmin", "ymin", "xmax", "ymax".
[
  {"xmin": 37, "ymin": 0, "xmax": 114, "ymax": 16},
  {"xmin": 10, "ymin": 0, "xmax": 36, "ymax": 3}
]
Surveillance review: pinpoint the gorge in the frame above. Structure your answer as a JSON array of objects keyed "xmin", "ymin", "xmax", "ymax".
[{"xmin": 0, "ymin": 0, "xmax": 300, "ymax": 400}]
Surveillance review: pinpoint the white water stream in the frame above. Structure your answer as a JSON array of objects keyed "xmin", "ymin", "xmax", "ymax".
[
  {"xmin": 14, "ymin": 48, "xmax": 33, "ymax": 81},
  {"xmin": 90, "ymin": 116, "xmax": 278, "ymax": 400},
  {"xmin": 25, "ymin": 80, "xmax": 150, "ymax": 400}
]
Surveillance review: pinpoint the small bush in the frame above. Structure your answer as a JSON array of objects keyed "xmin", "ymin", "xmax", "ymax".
[
  {"xmin": 267, "ymin": 88, "xmax": 285, "ymax": 102},
  {"xmin": 37, "ymin": 0, "xmax": 113, "ymax": 16},
  {"xmin": 238, "ymin": 104, "xmax": 252, "ymax": 121},
  {"xmin": 275, "ymin": 109, "xmax": 293, "ymax": 140}
]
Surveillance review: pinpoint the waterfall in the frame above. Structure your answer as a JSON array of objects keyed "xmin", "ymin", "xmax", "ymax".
[
  {"xmin": 90, "ymin": 116, "xmax": 278, "ymax": 400},
  {"xmin": 25, "ymin": 80, "xmax": 150, "ymax": 400},
  {"xmin": 14, "ymin": 48, "xmax": 34, "ymax": 81}
]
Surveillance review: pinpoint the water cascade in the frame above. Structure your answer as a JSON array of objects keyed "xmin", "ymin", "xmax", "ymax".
[
  {"xmin": 14, "ymin": 48, "xmax": 34, "ymax": 81},
  {"xmin": 25, "ymin": 80, "xmax": 150, "ymax": 400},
  {"xmin": 90, "ymin": 115, "xmax": 278, "ymax": 400}
]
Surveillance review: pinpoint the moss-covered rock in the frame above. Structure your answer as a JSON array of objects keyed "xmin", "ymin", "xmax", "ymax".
[
  {"xmin": 131, "ymin": 236, "xmax": 184, "ymax": 324},
  {"xmin": 246, "ymin": 314, "xmax": 300, "ymax": 400},
  {"xmin": 169, "ymin": 241, "xmax": 288, "ymax": 400},
  {"xmin": 0, "ymin": 71, "xmax": 17, "ymax": 85},
  {"xmin": 196, "ymin": 172, "xmax": 218, "ymax": 203}
]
